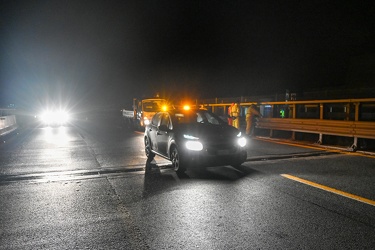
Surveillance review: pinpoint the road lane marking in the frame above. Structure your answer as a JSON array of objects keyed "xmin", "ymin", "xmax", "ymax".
[{"xmin": 281, "ymin": 174, "xmax": 375, "ymax": 207}]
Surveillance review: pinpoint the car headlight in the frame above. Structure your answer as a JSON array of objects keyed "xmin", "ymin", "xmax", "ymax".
[
  {"xmin": 57, "ymin": 111, "xmax": 70, "ymax": 124},
  {"xmin": 40, "ymin": 110, "xmax": 70, "ymax": 124},
  {"xmin": 237, "ymin": 137, "xmax": 247, "ymax": 147},
  {"xmin": 40, "ymin": 111, "xmax": 53, "ymax": 124},
  {"xmin": 185, "ymin": 140, "xmax": 203, "ymax": 151},
  {"xmin": 184, "ymin": 134, "xmax": 203, "ymax": 151},
  {"xmin": 184, "ymin": 134, "xmax": 199, "ymax": 140},
  {"xmin": 144, "ymin": 117, "xmax": 150, "ymax": 125}
]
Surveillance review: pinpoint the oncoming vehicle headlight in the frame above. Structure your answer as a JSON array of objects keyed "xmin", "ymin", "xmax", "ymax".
[
  {"xmin": 144, "ymin": 117, "xmax": 150, "ymax": 125},
  {"xmin": 184, "ymin": 134, "xmax": 203, "ymax": 151},
  {"xmin": 237, "ymin": 137, "xmax": 247, "ymax": 147},
  {"xmin": 184, "ymin": 134, "xmax": 199, "ymax": 140},
  {"xmin": 185, "ymin": 141, "xmax": 203, "ymax": 151},
  {"xmin": 57, "ymin": 111, "xmax": 70, "ymax": 124},
  {"xmin": 40, "ymin": 111, "xmax": 53, "ymax": 124},
  {"xmin": 237, "ymin": 131, "xmax": 247, "ymax": 147},
  {"xmin": 40, "ymin": 110, "xmax": 70, "ymax": 125}
]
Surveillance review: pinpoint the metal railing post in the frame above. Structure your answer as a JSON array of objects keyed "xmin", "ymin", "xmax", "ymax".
[
  {"xmin": 291, "ymin": 104, "xmax": 296, "ymax": 140},
  {"xmin": 350, "ymin": 102, "xmax": 361, "ymax": 151},
  {"xmin": 270, "ymin": 104, "xmax": 274, "ymax": 137},
  {"xmin": 345, "ymin": 103, "xmax": 350, "ymax": 121},
  {"xmin": 317, "ymin": 103, "xmax": 324, "ymax": 144},
  {"xmin": 354, "ymin": 102, "xmax": 360, "ymax": 122}
]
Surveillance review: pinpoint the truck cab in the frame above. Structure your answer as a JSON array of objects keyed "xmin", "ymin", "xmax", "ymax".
[
  {"xmin": 122, "ymin": 98, "xmax": 170, "ymax": 130},
  {"xmin": 137, "ymin": 98, "xmax": 168, "ymax": 127}
]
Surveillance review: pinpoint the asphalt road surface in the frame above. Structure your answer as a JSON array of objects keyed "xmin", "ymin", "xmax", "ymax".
[{"xmin": 1, "ymin": 114, "xmax": 375, "ymax": 249}]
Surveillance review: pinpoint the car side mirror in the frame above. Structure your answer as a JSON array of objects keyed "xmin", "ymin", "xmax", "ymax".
[{"xmin": 159, "ymin": 124, "xmax": 168, "ymax": 131}]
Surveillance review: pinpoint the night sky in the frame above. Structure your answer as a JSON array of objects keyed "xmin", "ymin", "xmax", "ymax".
[{"xmin": 1, "ymin": 0, "xmax": 374, "ymax": 110}]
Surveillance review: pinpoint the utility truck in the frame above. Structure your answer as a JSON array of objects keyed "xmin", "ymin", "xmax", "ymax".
[{"xmin": 122, "ymin": 98, "xmax": 169, "ymax": 130}]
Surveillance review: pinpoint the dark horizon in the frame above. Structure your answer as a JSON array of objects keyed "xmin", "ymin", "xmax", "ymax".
[{"xmin": 1, "ymin": 0, "xmax": 374, "ymax": 109}]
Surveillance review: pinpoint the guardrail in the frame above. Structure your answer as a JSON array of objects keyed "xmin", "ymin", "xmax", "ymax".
[
  {"xmin": 0, "ymin": 109, "xmax": 17, "ymax": 136},
  {"xmin": 256, "ymin": 118, "xmax": 374, "ymax": 149},
  {"xmin": 202, "ymin": 98, "xmax": 375, "ymax": 151}
]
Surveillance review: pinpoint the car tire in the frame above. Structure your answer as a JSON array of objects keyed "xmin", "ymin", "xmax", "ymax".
[
  {"xmin": 170, "ymin": 146, "xmax": 186, "ymax": 174},
  {"xmin": 231, "ymin": 163, "xmax": 243, "ymax": 168},
  {"xmin": 144, "ymin": 137, "xmax": 155, "ymax": 160}
]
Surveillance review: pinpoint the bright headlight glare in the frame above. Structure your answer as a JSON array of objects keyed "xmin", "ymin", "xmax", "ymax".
[
  {"xmin": 185, "ymin": 141, "xmax": 203, "ymax": 151},
  {"xmin": 58, "ymin": 111, "xmax": 69, "ymax": 122},
  {"xmin": 144, "ymin": 118, "xmax": 150, "ymax": 125},
  {"xmin": 40, "ymin": 110, "xmax": 70, "ymax": 124},
  {"xmin": 237, "ymin": 132, "xmax": 242, "ymax": 137},
  {"xmin": 40, "ymin": 112, "xmax": 52, "ymax": 123},
  {"xmin": 184, "ymin": 134, "xmax": 199, "ymax": 140},
  {"xmin": 237, "ymin": 137, "xmax": 247, "ymax": 147}
]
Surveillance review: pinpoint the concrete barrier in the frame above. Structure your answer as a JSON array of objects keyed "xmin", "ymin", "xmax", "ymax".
[{"xmin": 0, "ymin": 115, "xmax": 18, "ymax": 136}]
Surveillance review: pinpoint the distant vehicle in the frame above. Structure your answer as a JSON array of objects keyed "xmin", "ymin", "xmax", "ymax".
[
  {"xmin": 144, "ymin": 108, "xmax": 247, "ymax": 173},
  {"xmin": 122, "ymin": 98, "xmax": 169, "ymax": 130},
  {"xmin": 38, "ymin": 109, "xmax": 71, "ymax": 127}
]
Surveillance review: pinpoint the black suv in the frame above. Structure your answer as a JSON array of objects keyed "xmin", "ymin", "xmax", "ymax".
[{"xmin": 144, "ymin": 108, "xmax": 247, "ymax": 173}]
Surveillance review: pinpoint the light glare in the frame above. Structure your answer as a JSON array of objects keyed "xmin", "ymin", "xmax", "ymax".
[
  {"xmin": 186, "ymin": 141, "xmax": 203, "ymax": 151},
  {"xmin": 144, "ymin": 118, "xmax": 150, "ymax": 125},
  {"xmin": 40, "ymin": 109, "xmax": 70, "ymax": 126},
  {"xmin": 183, "ymin": 134, "xmax": 199, "ymax": 140},
  {"xmin": 238, "ymin": 137, "xmax": 247, "ymax": 147}
]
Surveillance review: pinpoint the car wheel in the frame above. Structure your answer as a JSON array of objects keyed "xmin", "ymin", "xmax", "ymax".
[
  {"xmin": 144, "ymin": 137, "xmax": 155, "ymax": 160},
  {"xmin": 170, "ymin": 146, "xmax": 186, "ymax": 174},
  {"xmin": 231, "ymin": 163, "xmax": 242, "ymax": 168}
]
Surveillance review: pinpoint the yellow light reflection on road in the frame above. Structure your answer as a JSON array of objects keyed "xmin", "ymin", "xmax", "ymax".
[{"xmin": 281, "ymin": 174, "xmax": 375, "ymax": 207}]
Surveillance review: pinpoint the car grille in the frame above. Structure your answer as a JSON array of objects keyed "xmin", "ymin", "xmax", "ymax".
[{"xmin": 206, "ymin": 142, "xmax": 237, "ymax": 155}]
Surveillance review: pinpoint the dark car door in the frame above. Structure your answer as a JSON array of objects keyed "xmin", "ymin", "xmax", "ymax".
[
  {"xmin": 156, "ymin": 113, "xmax": 171, "ymax": 157},
  {"xmin": 148, "ymin": 112, "xmax": 163, "ymax": 151}
]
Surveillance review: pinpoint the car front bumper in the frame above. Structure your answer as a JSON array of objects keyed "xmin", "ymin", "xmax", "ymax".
[{"xmin": 181, "ymin": 147, "xmax": 247, "ymax": 167}]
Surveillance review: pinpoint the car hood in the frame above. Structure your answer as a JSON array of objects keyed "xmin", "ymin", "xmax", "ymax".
[{"xmin": 178, "ymin": 123, "xmax": 239, "ymax": 141}]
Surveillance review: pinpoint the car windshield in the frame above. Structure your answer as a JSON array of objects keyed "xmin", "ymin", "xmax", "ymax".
[
  {"xmin": 142, "ymin": 100, "xmax": 165, "ymax": 112},
  {"xmin": 174, "ymin": 110, "xmax": 225, "ymax": 125}
]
